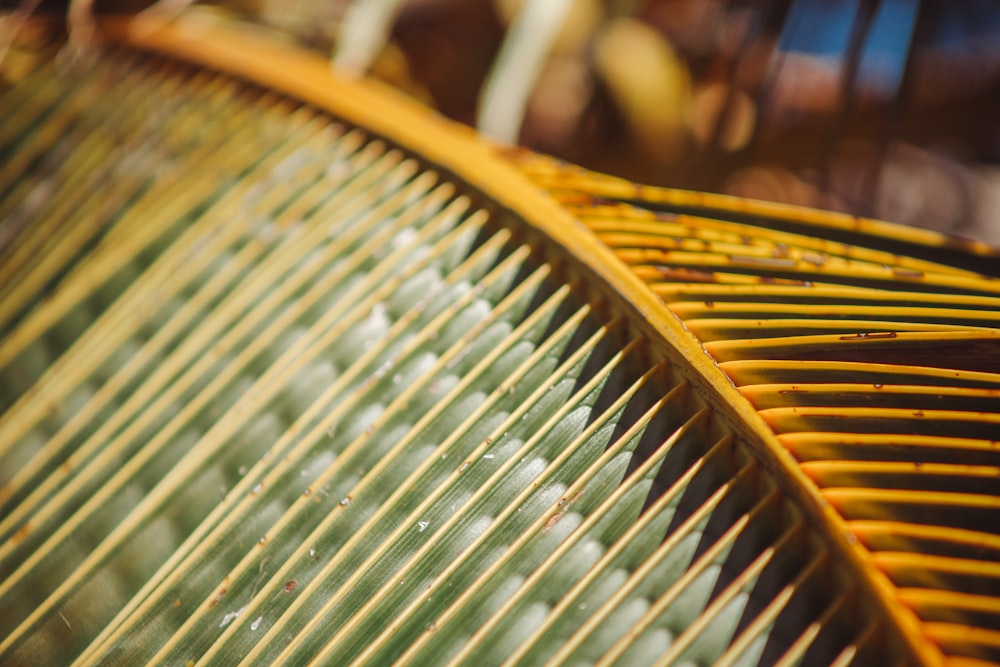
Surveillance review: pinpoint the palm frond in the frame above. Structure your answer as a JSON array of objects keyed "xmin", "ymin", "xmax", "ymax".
[
  {"xmin": 512, "ymin": 149, "xmax": 1000, "ymax": 664},
  {"xmin": 1, "ymin": 12, "xmax": 998, "ymax": 667}
]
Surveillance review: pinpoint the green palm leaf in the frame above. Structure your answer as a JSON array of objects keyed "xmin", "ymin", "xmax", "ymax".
[{"xmin": 2, "ymin": 13, "xmax": 998, "ymax": 666}]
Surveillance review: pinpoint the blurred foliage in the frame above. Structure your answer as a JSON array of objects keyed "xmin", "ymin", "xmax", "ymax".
[{"xmin": 4, "ymin": 0, "xmax": 999, "ymax": 242}]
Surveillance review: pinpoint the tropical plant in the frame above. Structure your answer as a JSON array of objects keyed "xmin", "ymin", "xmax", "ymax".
[{"xmin": 0, "ymin": 8, "xmax": 998, "ymax": 667}]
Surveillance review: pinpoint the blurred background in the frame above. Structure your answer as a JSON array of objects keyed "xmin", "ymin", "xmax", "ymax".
[{"xmin": 5, "ymin": 0, "xmax": 1000, "ymax": 243}]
